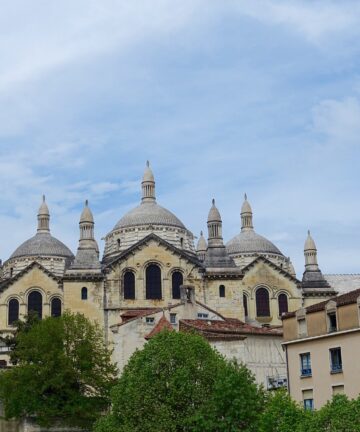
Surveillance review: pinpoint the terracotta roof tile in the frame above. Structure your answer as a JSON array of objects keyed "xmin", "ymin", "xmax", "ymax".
[
  {"xmin": 179, "ymin": 319, "xmax": 283, "ymax": 340},
  {"xmin": 145, "ymin": 315, "xmax": 173, "ymax": 340}
]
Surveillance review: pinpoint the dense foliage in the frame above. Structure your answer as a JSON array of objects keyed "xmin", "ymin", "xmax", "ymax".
[
  {"xmin": 0, "ymin": 312, "xmax": 117, "ymax": 429},
  {"xmin": 94, "ymin": 330, "xmax": 265, "ymax": 432}
]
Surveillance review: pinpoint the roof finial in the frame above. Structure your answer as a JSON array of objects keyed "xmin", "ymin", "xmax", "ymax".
[
  {"xmin": 42, "ymin": 194, "xmax": 45, "ymax": 202},
  {"xmin": 308, "ymin": 229, "xmax": 310, "ymax": 236},
  {"xmin": 212, "ymin": 198, "xmax": 215, "ymax": 206},
  {"xmin": 200, "ymin": 230, "xmax": 203, "ymax": 236},
  {"xmin": 85, "ymin": 199, "xmax": 89, "ymax": 207},
  {"xmin": 146, "ymin": 160, "xmax": 150, "ymax": 167},
  {"xmin": 244, "ymin": 193, "xmax": 247, "ymax": 201}
]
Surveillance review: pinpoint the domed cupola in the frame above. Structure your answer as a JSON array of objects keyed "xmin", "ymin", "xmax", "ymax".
[
  {"xmin": 226, "ymin": 194, "xmax": 293, "ymax": 271},
  {"xmin": 196, "ymin": 231, "xmax": 207, "ymax": 261},
  {"xmin": 103, "ymin": 162, "xmax": 195, "ymax": 259},
  {"xmin": 4, "ymin": 196, "xmax": 74, "ymax": 277}
]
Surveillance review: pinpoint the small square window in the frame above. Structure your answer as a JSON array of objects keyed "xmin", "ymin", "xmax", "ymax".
[
  {"xmin": 330, "ymin": 348, "xmax": 342, "ymax": 373},
  {"xmin": 332, "ymin": 385, "xmax": 344, "ymax": 395},
  {"xmin": 145, "ymin": 317, "xmax": 155, "ymax": 324},
  {"xmin": 197, "ymin": 313, "xmax": 209, "ymax": 319},
  {"xmin": 170, "ymin": 313, "xmax": 177, "ymax": 324},
  {"xmin": 302, "ymin": 389, "xmax": 314, "ymax": 411}
]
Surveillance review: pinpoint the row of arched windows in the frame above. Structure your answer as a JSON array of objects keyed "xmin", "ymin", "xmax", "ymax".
[
  {"xmin": 123, "ymin": 265, "xmax": 184, "ymax": 300},
  {"xmin": 8, "ymin": 291, "xmax": 62, "ymax": 326},
  {"xmin": 243, "ymin": 289, "xmax": 289, "ymax": 318}
]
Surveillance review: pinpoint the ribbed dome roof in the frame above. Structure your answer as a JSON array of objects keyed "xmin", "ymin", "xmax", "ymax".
[
  {"xmin": 226, "ymin": 230, "xmax": 283, "ymax": 256},
  {"xmin": 196, "ymin": 231, "xmax": 207, "ymax": 252},
  {"xmin": 113, "ymin": 201, "xmax": 186, "ymax": 230},
  {"xmin": 10, "ymin": 232, "xmax": 74, "ymax": 260}
]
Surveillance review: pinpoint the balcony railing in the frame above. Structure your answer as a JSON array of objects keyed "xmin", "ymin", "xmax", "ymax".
[
  {"xmin": 301, "ymin": 368, "xmax": 312, "ymax": 377},
  {"xmin": 331, "ymin": 364, "xmax": 342, "ymax": 373}
]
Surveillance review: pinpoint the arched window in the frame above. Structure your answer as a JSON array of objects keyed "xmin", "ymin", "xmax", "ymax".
[
  {"xmin": 243, "ymin": 294, "xmax": 248, "ymax": 317},
  {"xmin": 256, "ymin": 287, "xmax": 270, "ymax": 317},
  {"xmin": 8, "ymin": 298, "xmax": 19, "ymax": 325},
  {"xmin": 117, "ymin": 239, "xmax": 121, "ymax": 250},
  {"xmin": 124, "ymin": 271, "xmax": 135, "ymax": 300},
  {"xmin": 172, "ymin": 271, "xmax": 183, "ymax": 299},
  {"xmin": 146, "ymin": 264, "xmax": 162, "ymax": 300},
  {"xmin": 28, "ymin": 291, "xmax": 42, "ymax": 319},
  {"xmin": 219, "ymin": 285, "xmax": 225, "ymax": 297},
  {"xmin": 81, "ymin": 287, "xmax": 88, "ymax": 300},
  {"xmin": 180, "ymin": 238, "xmax": 184, "ymax": 248},
  {"xmin": 51, "ymin": 298, "xmax": 62, "ymax": 317},
  {"xmin": 278, "ymin": 293, "xmax": 288, "ymax": 316}
]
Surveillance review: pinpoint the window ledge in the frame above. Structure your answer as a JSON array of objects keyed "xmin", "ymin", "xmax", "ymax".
[
  {"xmin": 300, "ymin": 374, "xmax": 312, "ymax": 379},
  {"xmin": 330, "ymin": 369, "xmax": 343, "ymax": 375}
]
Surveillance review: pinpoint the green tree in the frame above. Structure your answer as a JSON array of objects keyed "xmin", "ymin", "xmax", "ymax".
[
  {"xmin": 192, "ymin": 360, "xmax": 265, "ymax": 432},
  {"xmin": 0, "ymin": 312, "xmax": 117, "ymax": 429},
  {"xmin": 259, "ymin": 388, "xmax": 313, "ymax": 432},
  {"xmin": 311, "ymin": 394, "xmax": 360, "ymax": 432},
  {"xmin": 95, "ymin": 330, "xmax": 264, "ymax": 432}
]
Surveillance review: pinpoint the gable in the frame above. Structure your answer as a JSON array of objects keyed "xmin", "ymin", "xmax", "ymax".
[
  {"xmin": 242, "ymin": 258, "xmax": 300, "ymax": 294},
  {"xmin": 105, "ymin": 234, "xmax": 203, "ymax": 278},
  {"xmin": 0, "ymin": 263, "xmax": 61, "ymax": 301}
]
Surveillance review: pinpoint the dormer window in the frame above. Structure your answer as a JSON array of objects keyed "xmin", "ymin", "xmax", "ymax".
[
  {"xmin": 326, "ymin": 301, "xmax": 337, "ymax": 333},
  {"xmin": 328, "ymin": 312, "xmax": 337, "ymax": 332}
]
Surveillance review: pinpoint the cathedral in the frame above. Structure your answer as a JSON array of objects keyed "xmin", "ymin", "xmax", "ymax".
[{"xmin": 0, "ymin": 162, "xmax": 343, "ymax": 387}]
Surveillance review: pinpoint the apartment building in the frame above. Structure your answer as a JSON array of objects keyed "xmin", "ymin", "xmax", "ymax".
[{"xmin": 282, "ymin": 288, "xmax": 360, "ymax": 409}]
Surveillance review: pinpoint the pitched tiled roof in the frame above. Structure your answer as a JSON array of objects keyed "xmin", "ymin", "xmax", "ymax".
[
  {"xmin": 144, "ymin": 315, "xmax": 173, "ymax": 340},
  {"xmin": 283, "ymin": 287, "xmax": 360, "ymax": 319},
  {"xmin": 179, "ymin": 318, "xmax": 283, "ymax": 340}
]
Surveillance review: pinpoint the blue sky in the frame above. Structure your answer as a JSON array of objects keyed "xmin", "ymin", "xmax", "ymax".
[{"xmin": 1, "ymin": 1, "xmax": 360, "ymax": 276}]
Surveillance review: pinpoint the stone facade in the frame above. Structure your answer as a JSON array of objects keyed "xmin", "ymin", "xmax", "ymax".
[{"xmin": 0, "ymin": 163, "xmax": 340, "ymax": 387}]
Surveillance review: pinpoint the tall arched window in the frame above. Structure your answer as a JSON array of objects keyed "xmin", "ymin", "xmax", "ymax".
[
  {"xmin": 81, "ymin": 287, "xmax": 88, "ymax": 300},
  {"xmin": 51, "ymin": 298, "xmax": 62, "ymax": 317},
  {"xmin": 124, "ymin": 271, "xmax": 135, "ymax": 300},
  {"xmin": 172, "ymin": 271, "xmax": 183, "ymax": 299},
  {"xmin": 8, "ymin": 298, "xmax": 19, "ymax": 325},
  {"xmin": 278, "ymin": 293, "xmax": 288, "ymax": 316},
  {"xmin": 256, "ymin": 287, "xmax": 270, "ymax": 317},
  {"xmin": 146, "ymin": 264, "xmax": 162, "ymax": 300},
  {"xmin": 219, "ymin": 285, "xmax": 225, "ymax": 297},
  {"xmin": 28, "ymin": 291, "xmax": 43, "ymax": 319},
  {"xmin": 243, "ymin": 294, "xmax": 248, "ymax": 317}
]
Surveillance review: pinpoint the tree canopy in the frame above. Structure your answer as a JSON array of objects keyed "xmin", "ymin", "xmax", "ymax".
[
  {"xmin": 0, "ymin": 312, "xmax": 117, "ymax": 429},
  {"xmin": 94, "ymin": 330, "xmax": 265, "ymax": 432}
]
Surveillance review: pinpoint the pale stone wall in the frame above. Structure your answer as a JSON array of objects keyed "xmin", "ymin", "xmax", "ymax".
[
  {"xmin": 203, "ymin": 278, "xmax": 243, "ymax": 319},
  {"xmin": 242, "ymin": 260, "xmax": 302, "ymax": 326},
  {"xmin": 212, "ymin": 335, "xmax": 286, "ymax": 387},
  {"xmin": 0, "ymin": 266, "xmax": 63, "ymax": 330},
  {"xmin": 3, "ymin": 256, "xmax": 67, "ymax": 278},
  {"xmin": 104, "ymin": 225, "xmax": 195, "ymax": 258}
]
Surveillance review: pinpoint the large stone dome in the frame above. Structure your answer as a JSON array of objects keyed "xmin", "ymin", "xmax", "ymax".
[
  {"xmin": 226, "ymin": 230, "xmax": 283, "ymax": 256},
  {"xmin": 113, "ymin": 201, "xmax": 186, "ymax": 230},
  {"xmin": 103, "ymin": 162, "xmax": 195, "ymax": 259},
  {"xmin": 10, "ymin": 232, "xmax": 74, "ymax": 259}
]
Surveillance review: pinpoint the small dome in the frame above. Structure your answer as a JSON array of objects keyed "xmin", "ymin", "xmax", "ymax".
[
  {"xmin": 207, "ymin": 199, "xmax": 221, "ymax": 222},
  {"xmin": 226, "ymin": 230, "xmax": 283, "ymax": 256},
  {"xmin": 304, "ymin": 230, "xmax": 317, "ymax": 251},
  {"xmin": 196, "ymin": 231, "xmax": 207, "ymax": 252},
  {"xmin": 142, "ymin": 160, "xmax": 155, "ymax": 182},
  {"xmin": 241, "ymin": 194, "xmax": 252, "ymax": 214},
  {"xmin": 113, "ymin": 201, "xmax": 186, "ymax": 230},
  {"xmin": 10, "ymin": 232, "xmax": 74, "ymax": 260},
  {"xmin": 80, "ymin": 200, "xmax": 94, "ymax": 223}
]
